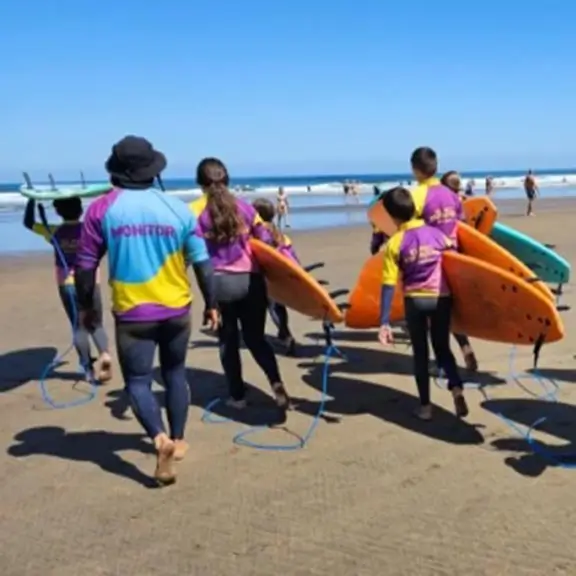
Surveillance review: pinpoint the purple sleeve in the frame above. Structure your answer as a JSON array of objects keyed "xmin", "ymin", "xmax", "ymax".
[{"xmin": 76, "ymin": 199, "xmax": 107, "ymax": 270}]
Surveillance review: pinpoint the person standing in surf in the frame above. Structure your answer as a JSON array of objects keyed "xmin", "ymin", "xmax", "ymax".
[
  {"xmin": 23, "ymin": 196, "xmax": 112, "ymax": 383},
  {"xmin": 485, "ymin": 176, "xmax": 494, "ymax": 196},
  {"xmin": 276, "ymin": 186, "xmax": 290, "ymax": 228},
  {"xmin": 377, "ymin": 186, "xmax": 468, "ymax": 420},
  {"xmin": 524, "ymin": 169, "xmax": 538, "ymax": 216},
  {"xmin": 75, "ymin": 136, "xmax": 219, "ymax": 486},
  {"xmin": 189, "ymin": 158, "xmax": 290, "ymax": 412}
]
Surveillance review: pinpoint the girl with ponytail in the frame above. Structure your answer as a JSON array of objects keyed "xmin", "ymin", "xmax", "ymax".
[{"xmin": 190, "ymin": 158, "xmax": 290, "ymax": 410}]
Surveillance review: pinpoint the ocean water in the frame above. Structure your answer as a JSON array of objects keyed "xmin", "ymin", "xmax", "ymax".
[{"xmin": 2, "ymin": 168, "xmax": 576, "ymax": 254}]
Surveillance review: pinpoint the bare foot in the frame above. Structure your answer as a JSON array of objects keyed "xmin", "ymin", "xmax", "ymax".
[
  {"xmin": 451, "ymin": 389, "xmax": 469, "ymax": 418},
  {"xmin": 173, "ymin": 440, "xmax": 189, "ymax": 462},
  {"xmin": 96, "ymin": 353, "xmax": 113, "ymax": 383},
  {"xmin": 414, "ymin": 405, "xmax": 433, "ymax": 420},
  {"xmin": 461, "ymin": 346, "xmax": 478, "ymax": 371},
  {"xmin": 271, "ymin": 382, "xmax": 291, "ymax": 410},
  {"xmin": 154, "ymin": 433, "xmax": 176, "ymax": 486}
]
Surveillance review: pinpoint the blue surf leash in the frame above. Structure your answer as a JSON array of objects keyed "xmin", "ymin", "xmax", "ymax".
[
  {"xmin": 38, "ymin": 207, "xmax": 98, "ymax": 409},
  {"xmin": 201, "ymin": 320, "xmax": 344, "ymax": 451},
  {"xmin": 435, "ymin": 344, "xmax": 576, "ymax": 468}
]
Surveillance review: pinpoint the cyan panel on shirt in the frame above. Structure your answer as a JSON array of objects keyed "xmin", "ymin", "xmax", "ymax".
[{"xmin": 101, "ymin": 189, "xmax": 195, "ymax": 284}]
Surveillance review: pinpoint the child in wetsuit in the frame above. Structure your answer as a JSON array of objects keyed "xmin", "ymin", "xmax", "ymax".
[
  {"xmin": 409, "ymin": 146, "xmax": 478, "ymax": 372},
  {"xmin": 378, "ymin": 187, "xmax": 468, "ymax": 420},
  {"xmin": 440, "ymin": 170, "xmax": 479, "ymax": 371},
  {"xmin": 252, "ymin": 198, "xmax": 298, "ymax": 356},
  {"xmin": 23, "ymin": 197, "xmax": 112, "ymax": 381}
]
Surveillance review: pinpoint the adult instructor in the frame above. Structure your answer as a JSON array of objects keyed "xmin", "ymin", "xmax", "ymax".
[{"xmin": 74, "ymin": 136, "xmax": 218, "ymax": 486}]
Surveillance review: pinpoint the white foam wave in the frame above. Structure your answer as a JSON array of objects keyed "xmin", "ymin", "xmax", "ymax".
[{"xmin": 1, "ymin": 173, "xmax": 576, "ymax": 208}]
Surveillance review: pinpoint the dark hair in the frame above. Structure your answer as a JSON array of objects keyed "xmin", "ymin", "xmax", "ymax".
[
  {"xmin": 381, "ymin": 186, "xmax": 415, "ymax": 223},
  {"xmin": 440, "ymin": 170, "xmax": 461, "ymax": 194},
  {"xmin": 410, "ymin": 147, "xmax": 438, "ymax": 178},
  {"xmin": 53, "ymin": 197, "xmax": 82, "ymax": 220},
  {"xmin": 196, "ymin": 158, "xmax": 243, "ymax": 243},
  {"xmin": 252, "ymin": 198, "xmax": 284, "ymax": 247}
]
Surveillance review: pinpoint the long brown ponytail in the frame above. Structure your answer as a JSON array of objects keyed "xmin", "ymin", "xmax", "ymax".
[{"xmin": 196, "ymin": 158, "xmax": 244, "ymax": 243}]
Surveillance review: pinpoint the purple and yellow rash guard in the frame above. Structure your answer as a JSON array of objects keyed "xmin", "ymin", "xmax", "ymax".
[
  {"xmin": 382, "ymin": 219, "xmax": 453, "ymax": 296},
  {"xmin": 32, "ymin": 221, "xmax": 83, "ymax": 285},
  {"xmin": 411, "ymin": 177, "xmax": 463, "ymax": 244},
  {"xmin": 260, "ymin": 222, "xmax": 300, "ymax": 263},
  {"xmin": 189, "ymin": 195, "xmax": 273, "ymax": 272},
  {"xmin": 76, "ymin": 187, "xmax": 209, "ymax": 322}
]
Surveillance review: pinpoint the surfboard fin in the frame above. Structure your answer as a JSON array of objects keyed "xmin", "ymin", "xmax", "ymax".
[
  {"xmin": 338, "ymin": 303, "xmax": 351, "ymax": 311},
  {"xmin": 317, "ymin": 279, "xmax": 329, "ymax": 286},
  {"xmin": 557, "ymin": 305, "xmax": 570, "ymax": 312},
  {"xmin": 22, "ymin": 172, "xmax": 34, "ymax": 190},
  {"xmin": 304, "ymin": 262, "xmax": 325, "ymax": 273},
  {"xmin": 544, "ymin": 243, "xmax": 556, "ymax": 250},
  {"xmin": 533, "ymin": 334, "xmax": 545, "ymax": 369}
]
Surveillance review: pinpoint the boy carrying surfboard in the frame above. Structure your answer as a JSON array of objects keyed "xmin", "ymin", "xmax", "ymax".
[
  {"xmin": 408, "ymin": 150, "xmax": 479, "ymax": 372},
  {"xmin": 23, "ymin": 196, "xmax": 112, "ymax": 382},
  {"xmin": 377, "ymin": 186, "xmax": 468, "ymax": 420},
  {"xmin": 252, "ymin": 198, "xmax": 298, "ymax": 356}
]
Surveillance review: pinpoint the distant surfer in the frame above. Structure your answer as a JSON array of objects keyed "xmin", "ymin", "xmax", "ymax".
[
  {"xmin": 276, "ymin": 186, "xmax": 290, "ymax": 228},
  {"xmin": 524, "ymin": 169, "xmax": 538, "ymax": 216},
  {"xmin": 485, "ymin": 176, "xmax": 494, "ymax": 196},
  {"xmin": 464, "ymin": 179, "xmax": 475, "ymax": 197}
]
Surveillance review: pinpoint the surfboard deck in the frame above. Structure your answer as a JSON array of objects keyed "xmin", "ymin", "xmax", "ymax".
[
  {"xmin": 490, "ymin": 222, "xmax": 571, "ymax": 284},
  {"xmin": 458, "ymin": 222, "xmax": 554, "ymax": 300},
  {"xmin": 20, "ymin": 183, "xmax": 112, "ymax": 202},
  {"xmin": 462, "ymin": 196, "xmax": 497, "ymax": 235},
  {"xmin": 249, "ymin": 239, "xmax": 344, "ymax": 323},
  {"xmin": 345, "ymin": 250, "xmax": 563, "ymax": 345},
  {"xmin": 368, "ymin": 192, "xmax": 497, "ymax": 236}
]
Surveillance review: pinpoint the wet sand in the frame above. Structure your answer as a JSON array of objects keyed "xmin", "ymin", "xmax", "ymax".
[{"xmin": 0, "ymin": 205, "xmax": 575, "ymax": 576}]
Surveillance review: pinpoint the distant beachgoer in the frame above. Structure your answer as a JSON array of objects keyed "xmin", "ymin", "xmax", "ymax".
[
  {"xmin": 23, "ymin": 196, "xmax": 112, "ymax": 383},
  {"xmin": 485, "ymin": 176, "xmax": 494, "ymax": 196},
  {"xmin": 464, "ymin": 179, "xmax": 475, "ymax": 197},
  {"xmin": 373, "ymin": 185, "xmax": 381, "ymax": 197},
  {"xmin": 351, "ymin": 181, "xmax": 360, "ymax": 203},
  {"xmin": 524, "ymin": 169, "xmax": 538, "ymax": 216},
  {"xmin": 343, "ymin": 181, "xmax": 350, "ymax": 195},
  {"xmin": 307, "ymin": 185, "xmax": 311, "ymax": 192},
  {"xmin": 276, "ymin": 186, "xmax": 290, "ymax": 228}
]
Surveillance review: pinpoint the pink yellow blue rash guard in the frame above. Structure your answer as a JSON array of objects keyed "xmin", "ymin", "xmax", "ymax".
[{"xmin": 75, "ymin": 187, "xmax": 210, "ymax": 322}]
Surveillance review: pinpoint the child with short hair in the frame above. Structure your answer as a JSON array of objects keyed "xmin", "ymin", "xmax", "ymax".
[
  {"xmin": 252, "ymin": 198, "xmax": 297, "ymax": 356},
  {"xmin": 378, "ymin": 186, "xmax": 468, "ymax": 420},
  {"xmin": 439, "ymin": 170, "xmax": 479, "ymax": 371},
  {"xmin": 23, "ymin": 197, "xmax": 112, "ymax": 381}
]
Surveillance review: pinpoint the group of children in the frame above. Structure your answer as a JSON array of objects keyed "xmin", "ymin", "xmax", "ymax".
[{"xmin": 23, "ymin": 137, "xmax": 478, "ymax": 482}]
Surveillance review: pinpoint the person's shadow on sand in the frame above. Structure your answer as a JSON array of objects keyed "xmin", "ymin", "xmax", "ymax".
[
  {"xmin": 0, "ymin": 347, "xmax": 58, "ymax": 392},
  {"xmin": 7, "ymin": 426, "xmax": 158, "ymax": 487},
  {"xmin": 482, "ymin": 398, "xmax": 576, "ymax": 477},
  {"xmin": 295, "ymin": 348, "xmax": 485, "ymax": 446},
  {"xmin": 104, "ymin": 367, "xmax": 287, "ymax": 428}
]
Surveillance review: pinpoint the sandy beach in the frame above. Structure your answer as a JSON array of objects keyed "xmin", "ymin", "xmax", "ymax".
[{"xmin": 1, "ymin": 205, "xmax": 575, "ymax": 576}]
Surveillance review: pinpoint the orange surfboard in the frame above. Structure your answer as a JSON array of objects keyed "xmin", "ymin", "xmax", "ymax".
[
  {"xmin": 368, "ymin": 192, "xmax": 497, "ymax": 236},
  {"xmin": 345, "ymin": 232, "xmax": 563, "ymax": 344},
  {"xmin": 457, "ymin": 223, "xmax": 554, "ymax": 301},
  {"xmin": 462, "ymin": 196, "xmax": 497, "ymax": 235},
  {"xmin": 249, "ymin": 239, "xmax": 344, "ymax": 323}
]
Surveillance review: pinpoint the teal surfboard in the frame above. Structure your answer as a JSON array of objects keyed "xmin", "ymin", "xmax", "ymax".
[
  {"xmin": 490, "ymin": 222, "xmax": 571, "ymax": 284},
  {"xmin": 20, "ymin": 183, "xmax": 111, "ymax": 202},
  {"xmin": 20, "ymin": 171, "xmax": 112, "ymax": 202}
]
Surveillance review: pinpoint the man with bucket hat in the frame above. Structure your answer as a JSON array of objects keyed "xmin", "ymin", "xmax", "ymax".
[{"xmin": 75, "ymin": 135, "xmax": 219, "ymax": 486}]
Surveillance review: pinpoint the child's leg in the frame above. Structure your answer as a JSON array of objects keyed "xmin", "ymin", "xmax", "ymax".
[
  {"xmin": 430, "ymin": 298, "xmax": 469, "ymax": 417},
  {"xmin": 90, "ymin": 285, "xmax": 112, "ymax": 381},
  {"xmin": 404, "ymin": 298, "xmax": 432, "ymax": 415},
  {"xmin": 58, "ymin": 285, "xmax": 92, "ymax": 371},
  {"xmin": 452, "ymin": 332, "xmax": 478, "ymax": 371},
  {"xmin": 272, "ymin": 303, "xmax": 292, "ymax": 340}
]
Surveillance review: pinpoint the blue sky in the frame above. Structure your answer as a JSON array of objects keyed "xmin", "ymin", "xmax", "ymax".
[{"xmin": 1, "ymin": 0, "xmax": 575, "ymax": 180}]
